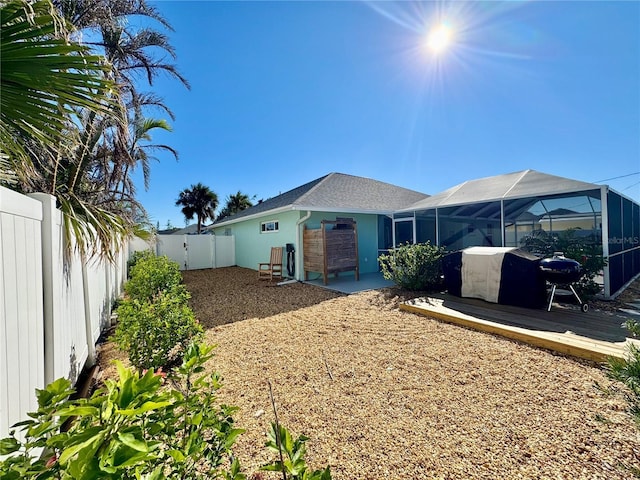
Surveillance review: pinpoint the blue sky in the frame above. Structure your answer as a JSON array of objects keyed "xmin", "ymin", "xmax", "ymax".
[{"xmin": 135, "ymin": 1, "xmax": 640, "ymax": 228}]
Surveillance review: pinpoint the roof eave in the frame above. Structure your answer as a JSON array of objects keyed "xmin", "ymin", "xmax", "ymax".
[
  {"xmin": 212, "ymin": 205, "xmax": 293, "ymax": 228},
  {"xmin": 292, "ymin": 205, "xmax": 396, "ymax": 215}
]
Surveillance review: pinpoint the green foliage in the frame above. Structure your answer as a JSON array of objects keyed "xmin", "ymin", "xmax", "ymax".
[
  {"xmin": 603, "ymin": 319, "xmax": 640, "ymax": 429},
  {"xmin": 124, "ymin": 254, "xmax": 183, "ymax": 302},
  {"xmin": 520, "ymin": 228, "xmax": 606, "ymax": 298},
  {"xmin": 126, "ymin": 249, "xmax": 155, "ymax": 278},
  {"xmin": 0, "ymin": 0, "xmax": 115, "ymax": 171},
  {"xmin": 378, "ymin": 242, "xmax": 446, "ymax": 291},
  {"xmin": 117, "ymin": 252, "xmax": 201, "ymax": 370},
  {"xmin": 625, "ymin": 319, "xmax": 640, "ymax": 338},
  {"xmin": 0, "ymin": 343, "xmax": 244, "ymax": 479},
  {"xmin": 114, "ymin": 288, "xmax": 202, "ymax": 370},
  {"xmin": 175, "ymin": 183, "xmax": 218, "ymax": 234},
  {"xmin": 261, "ymin": 423, "xmax": 332, "ymax": 480}
]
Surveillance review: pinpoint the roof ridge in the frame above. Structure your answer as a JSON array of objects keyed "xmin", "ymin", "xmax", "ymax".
[
  {"xmin": 502, "ymin": 170, "xmax": 531, "ymax": 198},
  {"xmin": 295, "ymin": 172, "xmax": 335, "ymax": 204},
  {"xmin": 442, "ymin": 180, "xmax": 467, "ymax": 203}
]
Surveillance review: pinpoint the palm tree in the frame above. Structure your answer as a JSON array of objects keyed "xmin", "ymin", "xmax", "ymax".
[
  {"xmin": 227, "ymin": 191, "xmax": 254, "ymax": 213},
  {"xmin": 0, "ymin": 0, "xmax": 116, "ymax": 181},
  {"xmin": 1, "ymin": 0, "xmax": 188, "ymax": 260},
  {"xmin": 217, "ymin": 191, "xmax": 254, "ymax": 220},
  {"xmin": 175, "ymin": 184, "xmax": 219, "ymax": 234}
]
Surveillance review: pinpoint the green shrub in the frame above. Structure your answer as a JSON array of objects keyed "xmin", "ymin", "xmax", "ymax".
[
  {"xmin": 126, "ymin": 249, "xmax": 154, "ymax": 278},
  {"xmin": 520, "ymin": 228, "xmax": 606, "ymax": 298},
  {"xmin": 114, "ymin": 287, "xmax": 202, "ymax": 370},
  {"xmin": 378, "ymin": 242, "xmax": 446, "ymax": 291},
  {"xmin": 0, "ymin": 343, "xmax": 330, "ymax": 480},
  {"xmin": 0, "ymin": 344, "xmax": 243, "ymax": 479},
  {"xmin": 125, "ymin": 254, "xmax": 182, "ymax": 302}
]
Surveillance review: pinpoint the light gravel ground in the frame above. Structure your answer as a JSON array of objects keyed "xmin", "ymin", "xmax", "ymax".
[{"xmin": 101, "ymin": 267, "xmax": 640, "ymax": 479}]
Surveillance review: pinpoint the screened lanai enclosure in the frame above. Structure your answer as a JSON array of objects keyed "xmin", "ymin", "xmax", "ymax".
[{"xmin": 391, "ymin": 170, "xmax": 640, "ymax": 299}]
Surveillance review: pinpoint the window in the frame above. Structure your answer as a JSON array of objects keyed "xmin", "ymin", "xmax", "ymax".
[{"xmin": 261, "ymin": 220, "xmax": 279, "ymax": 233}]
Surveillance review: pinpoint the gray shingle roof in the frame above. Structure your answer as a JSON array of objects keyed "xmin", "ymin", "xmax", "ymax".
[
  {"xmin": 214, "ymin": 173, "xmax": 428, "ymax": 225},
  {"xmin": 400, "ymin": 170, "xmax": 600, "ymax": 211}
]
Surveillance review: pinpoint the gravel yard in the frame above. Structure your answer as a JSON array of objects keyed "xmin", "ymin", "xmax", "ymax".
[
  {"xmin": 180, "ymin": 267, "xmax": 640, "ymax": 479},
  {"xmin": 100, "ymin": 266, "xmax": 640, "ymax": 478}
]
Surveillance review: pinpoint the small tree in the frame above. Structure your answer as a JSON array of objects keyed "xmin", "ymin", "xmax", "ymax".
[{"xmin": 176, "ymin": 183, "xmax": 218, "ymax": 233}]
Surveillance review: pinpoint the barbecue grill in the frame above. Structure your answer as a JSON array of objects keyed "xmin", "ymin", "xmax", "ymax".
[{"xmin": 539, "ymin": 252, "xmax": 588, "ymax": 312}]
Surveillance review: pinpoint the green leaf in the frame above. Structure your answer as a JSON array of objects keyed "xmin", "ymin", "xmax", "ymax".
[
  {"xmin": 0, "ymin": 437, "xmax": 20, "ymax": 454},
  {"xmin": 117, "ymin": 432, "xmax": 149, "ymax": 452},
  {"xmin": 261, "ymin": 462, "xmax": 285, "ymax": 472},
  {"xmin": 190, "ymin": 411, "xmax": 203, "ymax": 426},
  {"xmin": 117, "ymin": 400, "xmax": 172, "ymax": 416},
  {"xmin": 224, "ymin": 428, "xmax": 245, "ymax": 449},
  {"xmin": 54, "ymin": 405, "xmax": 100, "ymax": 418},
  {"xmin": 58, "ymin": 427, "xmax": 104, "ymax": 464},
  {"xmin": 147, "ymin": 465, "xmax": 166, "ymax": 480},
  {"xmin": 35, "ymin": 377, "xmax": 74, "ymax": 407},
  {"xmin": 165, "ymin": 449, "xmax": 185, "ymax": 463}
]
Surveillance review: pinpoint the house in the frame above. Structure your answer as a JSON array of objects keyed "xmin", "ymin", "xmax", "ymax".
[
  {"xmin": 211, "ymin": 173, "xmax": 428, "ymax": 280},
  {"xmin": 212, "ymin": 169, "xmax": 639, "ymax": 298},
  {"xmin": 394, "ymin": 170, "xmax": 640, "ymax": 299}
]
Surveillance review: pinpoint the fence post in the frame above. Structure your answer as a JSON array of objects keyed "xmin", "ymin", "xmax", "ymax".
[
  {"xmin": 82, "ymin": 263, "xmax": 97, "ymax": 367},
  {"xmin": 29, "ymin": 193, "xmax": 61, "ymax": 385},
  {"xmin": 210, "ymin": 235, "xmax": 218, "ymax": 268}
]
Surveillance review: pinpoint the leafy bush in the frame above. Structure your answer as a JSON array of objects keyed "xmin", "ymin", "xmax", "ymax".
[
  {"xmin": 520, "ymin": 228, "xmax": 606, "ymax": 298},
  {"xmin": 114, "ymin": 287, "xmax": 202, "ymax": 370},
  {"xmin": 0, "ymin": 343, "xmax": 332, "ymax": 480},
  {"xmin": 126, "ymin": 249, "xmax": 154, "ymax": 278},
  {"xmin": 378, "ymin": 242, "xmax": 446, "ymax": 291},
  {"xmin": 124, "ymin": 254, "xmax": 183, "ymax": 302},
  {"xmin": 0, "ymin": 344, "xmax": 245, "ymax": 480}
]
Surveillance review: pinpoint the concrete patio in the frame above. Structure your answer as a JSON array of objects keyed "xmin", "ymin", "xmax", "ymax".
[{"xmin": 302, "ymin": 271, "xmax": 394, "ymax": 294}]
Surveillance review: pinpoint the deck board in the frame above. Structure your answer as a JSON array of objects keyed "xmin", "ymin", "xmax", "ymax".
[{"xmin": 400, "ymin": 293, "xmax": 635, "ymax": 362}]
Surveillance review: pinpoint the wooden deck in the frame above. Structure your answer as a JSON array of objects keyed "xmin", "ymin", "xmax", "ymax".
[{"xmin": 400, "ymin": 293, "xmax": 636, "ymax": 362}]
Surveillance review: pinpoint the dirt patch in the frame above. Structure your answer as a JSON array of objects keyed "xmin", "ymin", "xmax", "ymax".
[{"xmin": 98, "ymin": 268, "xmax": 640, "ymax": 479}]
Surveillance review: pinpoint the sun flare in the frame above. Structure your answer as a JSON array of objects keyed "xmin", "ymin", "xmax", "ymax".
[{"xmin": 426, "ymin": 23, "xmax": 453, "ymax": 54}]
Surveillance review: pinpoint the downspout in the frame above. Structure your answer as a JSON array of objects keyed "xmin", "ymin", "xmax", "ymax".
[{"xmin": 296, "ymin": 211, "xmax": 312, "ymax": 281}]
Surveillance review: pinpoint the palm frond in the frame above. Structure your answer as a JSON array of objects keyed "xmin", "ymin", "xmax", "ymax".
[{"xmin": 0, "ymin": 0, "xmax": 117, "ymax": 171}]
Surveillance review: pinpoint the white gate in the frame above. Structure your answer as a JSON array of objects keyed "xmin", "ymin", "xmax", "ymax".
[
  {"xmin": 153, "ymin": 235, "xmax": 235, "ymax": 270},
  {"xmin": 187, "ymin": 235, "xmax": 214, "ymax": 270},
  {"xmin": 156, "ymin": 235, "xmax": 188, "ymax": 269}
]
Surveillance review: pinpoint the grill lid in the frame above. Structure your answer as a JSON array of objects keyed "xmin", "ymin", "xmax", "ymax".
[{"xmin": 539, "ymin": 252, "xmax": 582, "ymax": 284}]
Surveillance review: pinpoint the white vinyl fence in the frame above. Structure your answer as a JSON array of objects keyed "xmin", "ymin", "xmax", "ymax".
[
  {"xmin": 148, "ymin": 234, "xmax": 235, "ymax": 271},
  {"xmin": 0, "ymin": 187, "xmax": 127, "ymax": 440}
]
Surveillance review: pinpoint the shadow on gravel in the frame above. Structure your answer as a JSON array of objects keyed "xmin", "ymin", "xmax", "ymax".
[{"xmin": 181, "ymin": 266, "xmax": 343, "ymax": 328}]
